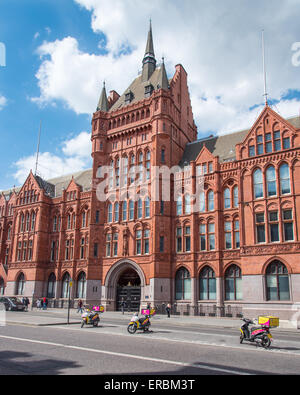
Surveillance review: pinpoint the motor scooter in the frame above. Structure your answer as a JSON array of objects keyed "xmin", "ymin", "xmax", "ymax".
[
  {"xmin": 239, "ymin": 318, "xmax": 272, "ymax": 349},
  {"xmin": 127, "ymin": 309, "xmax": 156, "ymax": 334},
  {"xmin": 81, "ymin": 308, "xmax": 101, "ymax": 328}
]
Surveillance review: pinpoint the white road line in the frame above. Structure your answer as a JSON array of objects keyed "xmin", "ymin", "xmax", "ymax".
[{"xmin": 0, "ymin": 334, "xmax": 250, "ymax": 375}]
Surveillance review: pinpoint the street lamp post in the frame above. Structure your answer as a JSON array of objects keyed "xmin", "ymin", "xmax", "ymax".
[{"xmin": 67, "ymin": 280, "xmax": 73, "ymax": 325}]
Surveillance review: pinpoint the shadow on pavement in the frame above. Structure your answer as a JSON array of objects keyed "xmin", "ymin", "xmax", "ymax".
[{"xmin": 0, "ymin": 350, "xmax": 81, "ymax": 375}]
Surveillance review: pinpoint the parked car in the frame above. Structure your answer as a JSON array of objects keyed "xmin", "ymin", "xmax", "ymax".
[{"xmin": 0, "ymin": 297, "xmax": 26, "ymax": 311}]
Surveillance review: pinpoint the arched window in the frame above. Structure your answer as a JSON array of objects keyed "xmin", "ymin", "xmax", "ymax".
[
  {"xmin": 266, "ymin": 261, "xmax": 290, "ymax": 301},
  {"xmin": 145, "ymin": 197, "xmax": 150, "ymax": 218},
  {"xmin": 224, "ymin": 188, "xmax": 231, "ymax": 209},
  {"xmin": 279, "ymin": 163, "xmax": 291, "ymax": 195},
  {"xmin": 175, "ymin": 268, "xmax": 191, "ymax": 300},
  {"xmin": 114, "ymin": 202, "xmax": 119, "ymax": 222},
  {"xmin": 77, "ymin": 272, "xmax": 87, "ymax": 299},
  {"xmin": 225, "ymin": 265, "xmax": 242, "ymax": 300},
  {"xmin": 266, "ymin": 166, "xmax": 277, "ymax": 197},
  {"xmin": 16, "ymin": 273, "xmax": 25, "ymax": 295},
  {"xmin": 61, "ymin": 272, "xmax": 71, "ymax": 298},
  {"xmin": 199, "ymin": 266, "xmax": 216, "ymax": 300},
  {"xmin": 0, "ymin": 277, "xmax": 5, "ymax": 295},
  {"xmin": 208, "ymin": 191, "xmax": 214, "ymax": 211},
  {"xmin": 253, "ymin": 169, "xmax": 263, "ymax": 199},
  {"xmin": 47, "ymin": 273, "xmax": 56, "ymax": 298}
]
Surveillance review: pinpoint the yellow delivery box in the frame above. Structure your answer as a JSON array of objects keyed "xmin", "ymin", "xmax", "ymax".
[{"xmin": 258, "ymin": 316, "xmax": 279, "ymax": 328}]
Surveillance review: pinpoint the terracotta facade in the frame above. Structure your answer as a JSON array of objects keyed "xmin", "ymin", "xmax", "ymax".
[{"xmin": 1, "ymin": 26, "xmax": 300, "ymax": 320}]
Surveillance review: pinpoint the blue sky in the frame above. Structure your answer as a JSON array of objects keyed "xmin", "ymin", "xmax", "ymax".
[{"xmin": 0, "ymin": 0, "xmax": 300, "ymax": 191}]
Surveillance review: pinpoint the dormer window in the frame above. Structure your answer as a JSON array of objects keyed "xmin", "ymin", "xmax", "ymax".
[
  {"xmin": 125, "ymin": 90, "xmax": 133, "ymax": 104},
  {"xmin": 144, "ymin": 84, "xmax": 154, "ymax": 98}
]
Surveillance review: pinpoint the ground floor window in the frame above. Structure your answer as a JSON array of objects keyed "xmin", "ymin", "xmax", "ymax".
[
  {"xmin": 61, "ymin": 273, "xmax": 71, "ymax": 298},
  {"xmin": 199, "ymin": 266, "xmax": 216, "ymax": 300},
  {"xmin": 16, "ymin": 273, "xmax": 25, "ymax": 295},
  {"xmin": 225, "ymin": 265, "xmax": 242, "ymax": 300},
  {"xmin": 77, "ymin": 272, "xmax": 87, "ymax": 299},
  {"xmin": 0, "ymin": 277, "xmax": 4, "ymax": 295},
  {"xmin": 266, "ymin": 260, "xmax": 290, "ymax": 300},
  {"xmin": 175, "ymin": 267, "xmax": 191, "ymax": 300},
  {"xmin": 47, "ymin": 273, "xmax": 56, "ymax": 298}
]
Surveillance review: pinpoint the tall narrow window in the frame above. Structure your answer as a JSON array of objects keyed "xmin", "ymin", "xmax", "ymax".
[
  {"xmin": 114, "ymin": 202, "xmax": 119, "ymax": 222},
  {"xmin": 176, "ymin": 196, "xmax": 182, "ymax": 215},
  {"xmin": 256, "ymin": 213, "xmax": 265, "ymax": 243},
  {"xmin": 77, "ymin": 272, "xmax": 86, "ymax": 299},
  {"xmin": 129, "ymin": 200, "xmax": 134, "ymax": 220},
  {"xmin": 31, "ymin": 212, "xmax": 36, "ymax": 231},
  {"xmin": 283, "ymin": 209, "xmax": 294, "ymax": 241},
  {"xmin": 274, "ymin": 131, "xmax": 281, "ymax": 151},
  {"xmin": 269, "ymin": 211, "xmax": 279, "ymax": 242},
  {"xmin": 224, "ymin": 188, "xmax": 231, "ymax": 209},
  {"xmin": 65, "ymin": 240, "xmax": 70, "ymax": 260},
  {"xmin": 137, "ymin": 199, "xmax": 143, "ymax": 219},
  {"xmin": 257, "ymin": 135, "xmax": 264, "ymax": 155},
  {"xmin": 234, "ymin": 220, "xmax": 240, "ymax": 248},
  {"xmin": 265, "ymin": 133, "xmax": 272, "ymax": 153},
  {"xmin": 108, "ymin": 203, "xmax": 113, "ymax": 223},
  {"xmin": 279, "ymin": 163, "xmax": 291, "ymax": 195},
  {"xmin": 208, "ymin": 223, "xmax": 215, "ymax": 250},
  {"xmin": 146, "ymin": 151, "xmax": 151, "ymax": 180},
  {"xmin": 208, "ymin": 191, "xmax": 214, "ymax": 211},
  {"xmin": 185, "ymin": 195, "xmax": 191, "ymax": 215},
  {"xmin": 61, "ymin": 273, "xmax": 70, "ymax": 298},
  {"xmin": 113, "ymin": 233, "xmax": 118, "ymax": 256},
  {"xmin": 122, "ymin": 201, "xmax": 127, "ymax": 221},
  {"xmin": 225, "ymin": 221, "xmax": 232, "ymax": 249},
  {"xmin": 176, "ymin": 227, "xmax": 182, "ymax": 252},
  {"xmin": 184, "ymin": 226, "xmax": 191, "ymax": 252},
  {"xmin": 233, "ymin": 186, "xmax": 238, "ymax": 208},
  {"xmin": 80, "ymin": 238, "xmax": 85, "ymax": 259},
  {"xmin": 199, "ymin": 224, "xmax": 206, "ymax": 251},
  {"xmin": 253, "ymin": 169, "xmax": 263, "ymax": 199},
  {"xmin": 106, "ymin": 234, "xmax": 111, "ymax": 257},
  {"xmin": 136, "ymin": 230, "xmax": 142, "ymax": 255},
  {"xmin": 144, "ymin": 229, "xmax": 150, "ymax": 254},
  {"xmin": 145, "ymin": 197, "xmax": 150, "ymax": 218},
  {"xmin": 199, "ymin": 192, "xmax": 205, "ymax": 213},
  {"xmin": 266, "ymin": 166, "xmax": 277, "ymax": 197}
]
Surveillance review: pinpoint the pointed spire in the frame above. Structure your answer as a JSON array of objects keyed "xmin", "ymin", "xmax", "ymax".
[
  {"xmin": 142, "ymin": 20, "xmax": 156, "ymax": 82},
  {"xmin": 157, "ymin": 57, "xmax": 169, "ymax": 90},
  {"xmin": 97, "ymin": 81, "xmax": 109, "ymax": 112}
]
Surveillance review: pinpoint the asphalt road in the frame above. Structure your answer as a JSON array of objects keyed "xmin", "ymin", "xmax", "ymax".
[{"xmin": 1, "ymin": 314, "xmax": 300, "ymax": 376}]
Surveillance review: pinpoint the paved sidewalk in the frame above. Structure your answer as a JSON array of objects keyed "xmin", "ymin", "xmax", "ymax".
[{"xmin": 3, "ymin": 308, "xmax": 299, "ymax": 332}]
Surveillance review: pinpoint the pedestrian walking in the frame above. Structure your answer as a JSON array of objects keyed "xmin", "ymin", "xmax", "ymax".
[
  {"xmin": 36, "ymin": 299, "xmax": 42, "ymax": 310},
  {"xmin": 24, "ymin": 297, "xmax": 30, "ymax": 311},
  {"xmin": 42, "ymin": 297, "xmax": 47, "ymax": 310},
  {"xmin": 166, "ymin": 303, "xmax": 171, "ymax": 318},
  {"xmin": 77, "ymin": 299, "xmax": 83, "ymax": 313},
  {"xmin": 121, "ymin": 298, "xmax": 125, "ymax": 315}
]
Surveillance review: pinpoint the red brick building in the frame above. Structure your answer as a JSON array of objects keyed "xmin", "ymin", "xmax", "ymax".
[{"xmin": 1, "ymin": 25, "xmax": 300, "ymax": 320}]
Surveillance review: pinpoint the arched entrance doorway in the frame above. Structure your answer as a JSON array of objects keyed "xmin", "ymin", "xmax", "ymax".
[{"xmin": 116, "ymin": 268, "xmax": 141, "ymax": 312}]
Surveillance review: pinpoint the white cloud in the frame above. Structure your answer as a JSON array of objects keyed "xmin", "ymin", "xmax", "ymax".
[
  {"xmin": 32, "ymin": 0, "xmax": 300, "ymax": 135},
  {"xmin": 13, "ymin": 131, "xmax": 92, "ymax": 185},
  {"xmin": 0, "ymin": 94, "xmax": 7, "ymax": 110}
]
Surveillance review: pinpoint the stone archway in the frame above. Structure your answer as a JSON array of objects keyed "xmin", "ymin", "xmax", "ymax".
[
  {"xmin": 116, "ymin": 268, "xmax": 141, "ymax": 312},
  {"xmin": 103, "ymin": 259, "xmax": 147, "ymax": 312}
]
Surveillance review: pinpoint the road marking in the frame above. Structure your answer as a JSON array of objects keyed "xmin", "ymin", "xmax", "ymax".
[{"xmin": 0, "ymin": 334, "xmax": 250, "ymax": 375}]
